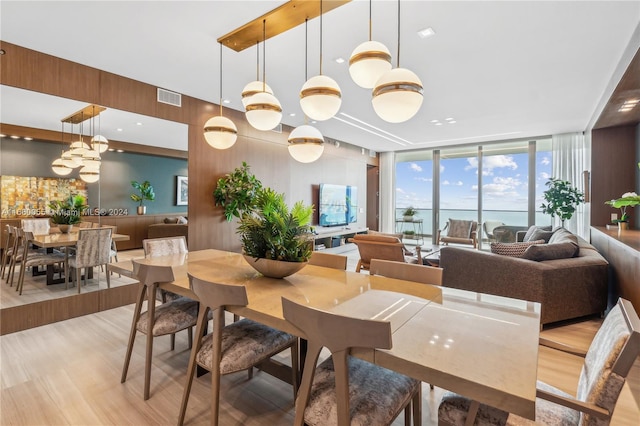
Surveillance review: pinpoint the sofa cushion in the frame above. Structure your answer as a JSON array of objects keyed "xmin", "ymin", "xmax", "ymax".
[
  {"xmin": 548, "ymin": 227, "xmax": 578, "ymax": 245},
  {"xmin": 522, "ymin": 241, "xmax": 579, "ymax": 261},
  {"xmin": 490, "ymin": 240, "xmax": 545, "ymax": 258},
  {"xmin": 448, "ymin": 219, "xmax": 473, "ymax": 238},
  {"xmin": 523, "ymin": 225, "xmax": 553, "ymax": 242}
]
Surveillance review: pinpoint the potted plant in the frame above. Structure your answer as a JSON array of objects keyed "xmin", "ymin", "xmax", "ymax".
[
  {"xmin": 540, "ymin": 178, "xmax": 585, "ymax": 227},
  {"xmin": 236, "ymin": 187, "xmax": 314, "ymax": 278},
  {"xmin": 130, "ymin": 180, "xmax": 155, "ymax": 215},
  {"xmin": 605, "ymin": 192, "xmax": 640, "ymax": 231},
  {"xmin": 48, "ymin": 194, "xmax": 87, "ymax": 232},
  {"xmin": 213, "ymin": 162, "xmax": 263, "ymax": 222},
  {"xmin": 402, "ymin": 206, "xmax": 417, "ymax": 221}
]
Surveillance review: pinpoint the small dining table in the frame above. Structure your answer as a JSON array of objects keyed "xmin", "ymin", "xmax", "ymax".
[
  {"xmin": 31, "ymin": 230, "xmax": 130, "ymax": 284},
  {"xmin": 109, "ymin": 249, "xmax": 541, "ymax": 420}
]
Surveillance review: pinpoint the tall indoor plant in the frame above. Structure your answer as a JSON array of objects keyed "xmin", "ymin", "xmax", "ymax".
[
  {"xmin": 213, "ymin": 162, "xmax": 263, "ymax": 222},
  {"xmin": 130, "ymin": 180, "xmax": 155, "ymax": 215},
  {"xmin": 540, "ymin": 178, "xmax": 584, "ymax": 227}
]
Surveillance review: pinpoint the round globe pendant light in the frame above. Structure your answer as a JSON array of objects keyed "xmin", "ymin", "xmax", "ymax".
[
  {"xmin": 91, "ymin": 134, "xmax": 109, "ymax": 153},
  {"xmin": 372, "ymin": 67, "xmax": 423, "ymax": 123},
  {"xmin": 61, "ymin": 150, "xmax": 81, "ymax": 168},
  {"xmin": 82, "ymin": 148, "xmax": 102, "ymax": 169},
  {"xmin": 349, "ymin": 40, "xmax": 392, "ymax": 89},
  {"xmin": 79, "ymin": 165, "xmax": 100, "ymax": 183},
  {"xmin": 245, "ymin": 92, "xmax": 282, "ymax": 131},
  {"xmin": 204, "ymin": 116, "xmax": 238, "ymax": 149},
  {"xmin": 51, "ymin": 157, "xmax": 73, "ymax": 175},
  {"xmin": 349, "ymin": 1, "xmax": 392, "ymax": 89},
  {"xmin": 204, "ymin": 43, "xmax": 238, "ymax": 149},
  {"xmin": 241, "ymin": 81, "xmax": 273, "ymax": 108},
  {"xmin": 300, "ymin": 75, "xmax": 342, "ymax": 121},
  {"xmin": 288, "ymin": 125, "xmax": 324, "ymax": 163},
  {"xmin": 299, "ymin": 1, "xmax": 341, "ymax": 121},
  {"xmin": 372, "ymin": 0, "xmax": 424, "ymax": 123}
]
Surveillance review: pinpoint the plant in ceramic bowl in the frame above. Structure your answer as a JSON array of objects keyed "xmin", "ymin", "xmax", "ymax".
[
  {"xmin": 605, "ymin": 192, "xmax": 640, "ymax": 225},
  {"xmin": 237, "ymin": 187, "xmax": 314, "ymax": 278},
  {"xmin": 402, "ymin": 206, "xmax": 417, "ymax": 221},
  {"xmin": 48, "ymin": 194, "xmax": 87, "ymax": 232}
]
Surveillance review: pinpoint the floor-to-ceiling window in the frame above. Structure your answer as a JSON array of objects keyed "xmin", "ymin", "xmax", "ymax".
[{"xmin": 394, "ymin": 137, "xmax": 552, "ymax": 247}]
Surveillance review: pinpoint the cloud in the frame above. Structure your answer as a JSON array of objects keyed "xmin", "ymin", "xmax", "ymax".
[
  {"xmin": 409, "ymin": 163, "xmax": 422, "ymax": 172},
  {"xmin": 442, "ymin": 180, "xmax": 450, "ymax": 185},
  {"xmin": 541, "ymin": 156, "xmax": 550, "ymax": 166},
  {"xmin": 415, "ymin": 177, "xmax": 432, "ymax": 182},
  {"xmin": 539, "ymin": 172, "xmax": 550, "ymax": 180},
  {"xmin": 440, "ymin": 165, "xmax": 445, "ymax": 173},
  {"xmin": 396, "ymin": 188, "xmax": 405, "ymax": 194},
  {"xmin": 455, "ymin": 181, "xmax": 463, "ymax": 186},
  {"xmin": 465, "ymin": 155, "xmax": 518, "ymax": 176}
]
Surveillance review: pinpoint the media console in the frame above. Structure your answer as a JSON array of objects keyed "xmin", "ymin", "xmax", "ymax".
[{"xmin": 312, "ymin": 226, "xmax": 368, "ymax": 251}]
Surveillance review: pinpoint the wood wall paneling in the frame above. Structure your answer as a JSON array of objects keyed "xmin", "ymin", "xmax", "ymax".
[{"xmin": 591, "ymin": 126, "xmax": 637, "ymax": 227}]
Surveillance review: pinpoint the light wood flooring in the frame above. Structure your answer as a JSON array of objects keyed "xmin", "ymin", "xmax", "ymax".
[{"xmin": 1, "ymin": 247, "xmax": 639, "ymax": 425}]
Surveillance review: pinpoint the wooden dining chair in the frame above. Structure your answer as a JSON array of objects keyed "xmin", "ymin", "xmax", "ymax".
[
  {"xmin": 281, "ymin": 296, "xmax": 421, "ymax": 426},
  {"xmin": 369, "ymin": 258, "xmax": 443, "ymax": 285},
  {"xmin": 350, "ymin": 233, "xmax": 422, "ymax": 272},
  {"xmin": 308, "ymin": 251, "xmax": 348, "ymax": 270},
  {"xmin": 15, "ymin": 228, "xmax": 67, "ymax": 295},
  {"xmin": 1, "ymin": 225, "xmax": 18, "ymax": 281},
  {"xmin": 178, "ymin": 274, "xmax": 298, "ymax": 426},
  {"xmin": 438, "ymin": 298, "xmax": 640, "ymax": 426},
  {"xmin": 121, "ymin": 260, "xmax": 199, "ymax": 400},
  {"xmin": 67, "ymin": 228, "xmax": 112, "ymax": 293}
]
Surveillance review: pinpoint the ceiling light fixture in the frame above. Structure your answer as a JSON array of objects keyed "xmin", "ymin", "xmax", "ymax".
[
  {"xmin": 289, "ymin": 18, "xmax": 324, "ymax": 164},
  {"xmin": 372, "ymin": 0, "xmax": 424, "ymax": 123},
  {"xmin": 52, "ymin": 122, "xmax": 73, "ymax": 176},
  {"xmin": 204, "ymin": 42, "xmax": 238, "ymax": 149},
  {"xmin": 300, "ymin": 0, "xmax": 342, "ymax": 121},
  {"xmin": 349, "ymin": 0, "xmax": 392, "ymax": 89},
  {"xmin": 245, "ymin": 20, "xmax": 282, "ymax": 131},
  {"xmin": 417, "ymin": 27, "xmax": 435, "ymax": 39},
  {"xmin": 242, "ymin": 42, "xmax": 274, "ymax": 108}
]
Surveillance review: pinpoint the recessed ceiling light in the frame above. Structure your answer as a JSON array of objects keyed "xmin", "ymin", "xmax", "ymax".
[
  {"xmin": 448, "ymin": 120, "xmax": 456, "ymax": 124},
  {"xmin": 136, "ymin": 122, "xmax": 143, "ymax": 126},
  {"xmin": 435, "ymin": 122, "xmax": 443, "ymax": 126},
  {"xmin": 335, "ymin": 57, "xmax": 345, "ymax": 64},
  {"xmin": 223, "ymin": 99, "xmax": 231, "ymax": 104},
  {"xmin": 445, "ymin": 117, "xmax": 454, "ymax": 121},
  {"xmin": 108, "ymin": 148, "xmax": 115, "ymax": 152},
  {"xmin": 116, "ymin": 149, "xmax": 124, "ymax": 153},
  {"xmin": 311, "ymin": 120, "xmax": 317, "ymax": 124},
  {"xmin": 417, "ymin": 27, "xmax": 435, "ymax": 39},
  {"xmin": 10, "ymin": 135, "xmax": 19, "ymax": 139},
  {"xmin": 117, "ymin": 128, "xmax": 123, "ymax": 132},
  {"xmin": 289, "ymin": 113, "xmax": 296, "ymax": 117},
  {"xmin": 23, "ymin": 137, "xmax": 33, "ymax": 140},
  {"xmin": 0, "ymin": 134, "xmax": 5, "ymax": 138},
  {"xmin": 430, "ymin": 119, "xmax": 439, "ymax": 123}
]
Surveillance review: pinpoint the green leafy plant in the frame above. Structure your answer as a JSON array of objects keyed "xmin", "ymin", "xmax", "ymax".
[
  {"xmin": 605, "ymin": 192, "xmax": 640, "ymax": 222},
  {"xmin": 237, "ymin": 188, "xmax": 314, "ymax": 262},
  {"xmin": 540, "ymin": 178, "xmax": 584, "ymax": 226},
  {"xmin": 130, "ymin": 180, "xmax": 155, "ymax": 206},
  {"xmin": 402, "ymin": 206, "xmax": 417, "ymax": 217},
  {"xmin": 48, "ymin": 194, "xmax": 87, "ymax": 225},
  {"xmin": 214, "ymin": 162, "xmax": 263, "ymax": 222}
]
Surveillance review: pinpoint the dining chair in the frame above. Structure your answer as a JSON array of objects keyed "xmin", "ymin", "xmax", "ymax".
[
  {"xmin": 20, "ymin": 218, "xmax": 51, "ymax": 235},
  {"xmin": 67, "ymin": 227, "xmax": 112, "ymax": 293},
  {"xmin": 369, "ymin": 258, "xmax": 442, "ymax": 285},
  {"xmin": 350, "ymin": 233, "xmax": 422, "ymax": 272},
  {"xmin": 15, "ymin": 228, "xmax": 67, "ymax": 295},
  {"xmin": 437, "ymin": 219, "xmax": 478, "ymax": 249},
  {"xmin": 1, "ymin": 225, "xmax": 18, "ymax": 281},
  {"xmin": 308, "ymin": 251, "xmax": 348, "ymax": 270},
  {"xmin": 281, "ymin": 296, "xmax": 421, "ymax": 426},
  {"xmin": 438, "ymin": 297, "xmax": 640, "ymax": 426},
  {"xmin": 178, "ymin": 274, "xmax": 299, "ymax": 426},
  {"xmin": 121, "ymin": 259, "xmax": 199, "ymax": 400}
]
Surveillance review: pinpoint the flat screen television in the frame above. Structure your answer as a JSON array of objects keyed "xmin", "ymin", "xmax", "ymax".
[{"xmin": 318, "ymin": 183, "xmax": 357, "ymax": 227}]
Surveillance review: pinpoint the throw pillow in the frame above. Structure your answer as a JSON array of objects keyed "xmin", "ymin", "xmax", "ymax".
[
  {"xmin": 490, "ymin": 240, "xmax": 545, "ymax": 258},
  {"xmin": 523, "ymin": 225, "xmax": 553, "ymax": 242},
  {"xmin": 177, "ymin": 216, "xmax": 188, "ymax": 224},
  {"xmin": 521, "ymin": 241, "xmax": 580, "ymax": 261},
  {"xmin": 164, "ymin": 217, "xmax": 179, "ymax": 224},
  {"xmin": 548, "ymin": 227, "xmax": 578, "ymax": 245},
  {"xmin": 448, "ymin": 219, "xmax": 473, "ymax": 238},
  {"xmin": 527, "ymin": 228, "xmax": 555, "ymax": 243}
]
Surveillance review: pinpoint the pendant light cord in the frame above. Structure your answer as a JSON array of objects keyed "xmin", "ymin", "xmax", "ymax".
[
  {"xmin": 219, "ymin": 42, "xmax": 223, "ymax": 116},
  {"xmin": 397, "ymin": 0, "xmax": 401, "ymax": 67},
  {"xmin": 262, "ymin": 19, "xmax": 266, "ymax": 91},
  {"xmin": 319, "ymin": 0, "xmax": 323, "ymax": 75},
  {"xmin": 368, "ymin": 0, "xmax": 372, "ymax": 41}
]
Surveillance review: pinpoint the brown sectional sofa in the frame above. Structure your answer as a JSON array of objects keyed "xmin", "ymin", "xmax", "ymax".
[
  {"xmin": 439, "ymin": 229, "xmax": 608, "ymax": 326},
  {"xmin": 147, "ymin": 217, "xmax": 188, "ymax": 242}
]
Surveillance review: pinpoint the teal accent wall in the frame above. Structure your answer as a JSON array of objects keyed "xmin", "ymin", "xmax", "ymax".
[{"xmin": 0, "ymin": 138, "xmax": 188, "ymax": 215}]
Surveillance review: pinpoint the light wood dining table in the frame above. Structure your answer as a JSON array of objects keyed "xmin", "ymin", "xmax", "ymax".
[
  {"xmin": 109, "ymin": 248, "xmax": 541, "ymax": 420},
  {"xmin": 31, "ymin": 230, "xmax": 130, "ymax": 284}
]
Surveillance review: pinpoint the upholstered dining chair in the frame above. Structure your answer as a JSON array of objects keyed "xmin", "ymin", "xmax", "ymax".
[
  {"xmin": 14, "ymin": 228, "xmax": 67, "ymax": 295},
  {"xmin": 369, "ymin": 258, "xmax": 442, "ymax": 286},
  {"xmin": 281, "ymin": 296, "xmax": 421, "ymax": 426},
  {"xmin": 67, "ymin": 227, "xmax": 112, "ymax": 293},
  {"xmin": 178, "ymin": 274, "xmax": 298, "ymax": 426},
  {"xmin": 20, "ymin": 218, "xmax": 51, "ymax": 235},
  {"xmin": 437, "ymin": 219, "xmax": 478, "ymax": 249},
  {"xmin": 350, "ymin": 233, "xmax": 422, "ymax": 273},
  {"xmin": 121, "ymin": 260, "xmax": 199, "ymax": 400},
  {"xmin": 308, "ymin": 251, "xmax": 348, "ymax": 270},
  {"xmin": 1, "ymin": 224, "xmax": 18, "ymax": 281},
  {"xmin": 438, "ymin": 298, "xmax": 640, "ymax": 426}
]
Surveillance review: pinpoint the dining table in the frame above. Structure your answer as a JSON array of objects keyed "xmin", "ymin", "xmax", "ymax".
[
  {"xmin": 31, "ymin": 229, "xmax": 130, "ymax": 284},
  {"xmin": 109, "ymin": 249, "xmax": 541, "ymax": 420}
]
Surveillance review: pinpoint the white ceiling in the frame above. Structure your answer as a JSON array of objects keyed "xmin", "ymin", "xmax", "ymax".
[{"xmin": 1, "ymin": 0, "xmax": 639, "ymax": 153}]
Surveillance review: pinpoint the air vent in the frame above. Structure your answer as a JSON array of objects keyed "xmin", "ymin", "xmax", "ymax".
[
  {"xmin": 270, "ymin": 123, "xmax": 283, "ymax": 133},
  {"xmin": 369, "ymin": 150, "xmax": 377, "ymax": 157},
  {"xmin": 157, "ymin": 88, "xmax": 182, "ymax": 107}
]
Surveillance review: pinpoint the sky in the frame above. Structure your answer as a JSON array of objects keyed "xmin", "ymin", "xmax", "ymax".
[{"xmin": 396, "ymin": 150, "xmax": 552, "ymax": 212}]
